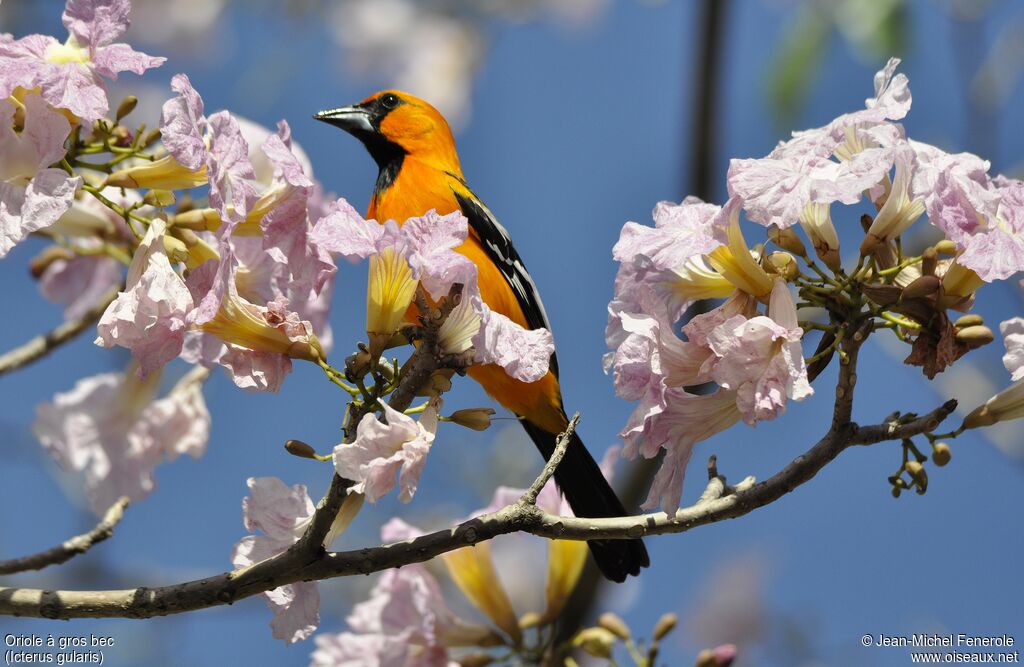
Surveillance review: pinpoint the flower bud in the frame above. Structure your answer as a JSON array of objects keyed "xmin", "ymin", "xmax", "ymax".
[
  {"xmin": 652, "ymin": 612, "xmax": 678, "ymax": 641},
  {"xmin": 767, "ymin": 224, "xmax": 807, "ymax": 257},
  {"xmin": 162, "ymin": 235, "xmax": 190, "ymax": 264},
  {"xmin": 954, "ymin": 325, "xmax": 994, "ymax": 348},
  {"xmin": 29, "ymin": 246, "xmax": 75, "ymax": 278},
  {"xmin": 110, "ymin": 124, "xmax": 133, "ymax": 147},
  {"xmin": 953, "ymin": 314, "xmax": 983, "ymax": 329},
  {"xmin": 900, "ymin": 275, "xmax": 940, "ymax": 300},
  {"xmin": 140, "ymin": 127, "xmax": 162, "ymax": 148},
  {"xmin": 932, "ymin": 443, "xmax": 951, "ymax": 467},
  {"xmin": 417, "ymin": 370, "xmax": 454, "ymax": 397},
  {"xmin": 143, "ymin": 189, "xmax": 176, "ymax": 208},
  {"xmin": 345, "ymin": 347, "xmax": 373, "ymax": 381},
  {"xmin": 891, "ymin": 486, "xmax": 901, "ymax": 498},
  {"xmin": 285, "ymin": 439, "xmax": 317, "ymax": 459},
  {"xmin": 115, "ymin": 95, "xmax": 138, "ymax": 121},
  {"xmin": 933, "ymin": 239, "xmax": 957, "ymax": 256},
  {"xmin": 695, "ymin": 644, "xmax": 738, "ymax": 667},
  {"xmin": 572, "ymin": 627, "xmax": 615, "ymax": 658},
  {"xmin": 767, "ymin": 251, "xmax": 798, "ymax": 280},
  {"xmin": 597, "ymin": 612, "xmax": 631, "ymax": 640},
  {"xmin": 448, "ymin": 408, "xmax": 496, "ymax": 432},
  {"xmin": 905, "ymin": 460, "xmax": 927, "ymax": 489},
  {"xmin": 921, "ymin": 247, "xmax": 938, "ymax": 277}
]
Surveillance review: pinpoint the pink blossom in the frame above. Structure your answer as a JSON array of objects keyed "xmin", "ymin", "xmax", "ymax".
[
  {"xmin": 231, "ymin": 477, "xmax": 319, "ymax": 645},
  {"xmin": 33, "ymin": 365, "xmax": 210, "ymax": 515},
  {"xmin": 640, "ymin": 388, "xmax": 743, "ymax": 513},
  {"xmin": 257, "ymin": 123, "xmax": 335, "ymax": 297},
  {"xmin": 0, "ymin": 0, "xmax": 164, "ymax": 122},
  {"xmin": 333, "ymin": 399, "xmax": 440, "ymax": 503},
  {"xmin": 39, "ymin": 250, "xmax": 122, "ymax": 319},
  {"xmin": 310, "ymin": 564, "xmax": 469, "ymax": 667},
  {"xmin": 0, "ymin": 94, "xmax": 81, "ymax": 257},
  {"xmin": 160, "ymin": 74, "xmax": 259, "ymax": 224},
  {"xmin": 612, "ymin": 197, "xmax": 724, "ymax": 271},
  {"xmin": 728, "ymin": 59, "xmax": 910, "ymax": 228},
  {"xmin": 930, "ymin": 171, "xmax": 1024, "ymax": 282},
  {"xmin": 1001, "ymin": 318, "xmax": 1024, "ymax": 381},
  {"xmin": 705, "ymin": 279, "xmax": 812, "ymax": 424},
  {"xmin": 95, "ymin": 218, "xmax": 193, "ymax": 375}
]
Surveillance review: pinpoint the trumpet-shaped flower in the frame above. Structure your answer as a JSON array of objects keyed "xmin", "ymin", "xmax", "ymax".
[
  {"xmin": 148, "ymin": 73, "xmax": 259, "ymax": 224},
  {"xmin": 0, "ymin": 94, "xmax": 81, "ymax": 257},
  {"xmin": 0, "ymin": 0, "xmax": 165, "ymax": 122},
  {"xmin": 929, "ymin": 170, "xmax": 1024, "ymax": 282},
  {"xmin": 963, "ymin": 318, "xmax": 1024, "ymax": 429},
  {"xmin": 185, "ymin": 247, "xmax": 325, "ymax": 392},
  {"xmin": 95, "ymin": 218, "xmax": 193, "ymax": 375},
  {"xmin": 863, "ymin": 145, "xmax": 925, "ymax": 250},
  {"xmin": 333, "ymin": 399, "xmax": 440, "ymax": 503},
  {"xmin": 640, "ymin": 388, "xmax": 743, "ymax": 513},
  {"xmin": 705, "ymin": 199, "xmax": 773, "ymax": 297},
  {"xmin": 612, "ymin": 197, "xmax": 725, "ymax": 272},
  {"xmin": 311, "ymin": 559, "xmax": 493, "ymax": 667},
  {"xmin": 727, "ymin": 59, "xmax": 909, "ymax": 229},
  {"xmin": 231, "ymin": 477, "xmax": 361, "ymax": 645},
  {"xmin": 33, "ymin": 364, "xmax": 210, "ymax": 515},
  {"xmin": 38, "ymin": 246, "xmax": 122, "ymax": 319},
  {"xmin": 705, "ymin": 279, "xmax": 813, "ymax": 424}
]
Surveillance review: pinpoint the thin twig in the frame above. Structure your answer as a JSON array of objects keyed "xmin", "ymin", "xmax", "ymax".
[
  {"xmin": 0, "ymin": 286, "xmax": 119, "ymax": 378},
  {"xmin": 0, "ymin": 498, "xmax": 129, "ymax": 576},
  {"xmin": 519, "ymin": 413, "xmax": 580, "ymax": 506}
]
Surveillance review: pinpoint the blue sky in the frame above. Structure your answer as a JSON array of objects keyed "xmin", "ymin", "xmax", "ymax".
[{"xmin": 1, "ymin": 1, "xmax": 1022, "ymax": 665}]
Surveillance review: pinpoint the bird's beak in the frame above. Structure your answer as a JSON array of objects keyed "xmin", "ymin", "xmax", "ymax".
[{"xmin": 314, "ymin": 105, "xmax": 374, "ymax": 134}]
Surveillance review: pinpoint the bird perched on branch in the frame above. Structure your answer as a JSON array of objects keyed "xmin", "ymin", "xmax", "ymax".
[{"xmin": 315, "ymin": 91, "xmax": 648, "ymax": 582}]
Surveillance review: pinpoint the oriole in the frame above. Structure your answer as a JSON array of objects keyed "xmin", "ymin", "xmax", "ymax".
[{"xmin": 316, "ymin": 91, "xmax": 649, "ymax": 581}]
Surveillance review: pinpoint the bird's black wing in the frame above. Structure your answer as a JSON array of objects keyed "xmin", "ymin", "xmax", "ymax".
[{"xmin": 450, "ymin": 183, "xmax": 559, "ymax": 378}]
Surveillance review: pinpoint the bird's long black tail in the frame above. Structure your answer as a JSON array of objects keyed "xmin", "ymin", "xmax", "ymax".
[{"xmin": 522, "ymin": 420, "xmax": 650, "ymax": 582}]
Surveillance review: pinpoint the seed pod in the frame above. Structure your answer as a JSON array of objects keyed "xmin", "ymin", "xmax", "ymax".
[
  {"xmin": 954, "ymin": 325, "xmax": 994, "ymax": 348},
  {"xmin": 115, "ymin": 95, "xmax": 138, "ymax": 121},
  {"xmin": 932, "ymin": 443, "xmax": 951, "ymax": 467},
  {"xmin": 597, "ymin": 612, "xmax": 631, "ymax": 640},
  {"xmin": 285, "ymin": 439, "xmax": 317, "ymax": 459}
]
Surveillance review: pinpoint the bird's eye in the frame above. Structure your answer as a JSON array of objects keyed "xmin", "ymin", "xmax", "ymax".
[{"xmin": 380, "ymin": 93, "xmax": 400, "ymax": 110}]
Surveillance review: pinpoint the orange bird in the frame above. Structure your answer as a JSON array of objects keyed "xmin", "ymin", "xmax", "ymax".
[{"xmin": 315, "ymin": 91, "xmax": 648, "ymax": 581}]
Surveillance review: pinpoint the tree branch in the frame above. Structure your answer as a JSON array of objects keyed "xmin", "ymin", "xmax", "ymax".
[
  {"xmin": 519, "ymin": 413, "xmax": 579, "ymax": 506},
  {"xmin": 0, "ymin": 286, "xmax": 118, "ymax": 378},
  {"xmin": 0, "ymin": 317, "xmax": 960, "ymax": 620},
  {"xmin": 0, "ymin": 497, "xmax": 129, "ymax": 576}
]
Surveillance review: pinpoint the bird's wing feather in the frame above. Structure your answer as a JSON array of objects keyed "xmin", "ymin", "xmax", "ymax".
[{"xmin": 449, "ymin": 179, "xmax": 559, "ymax": 378}]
